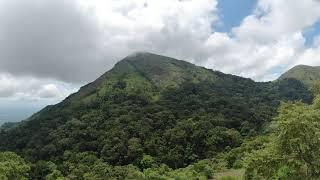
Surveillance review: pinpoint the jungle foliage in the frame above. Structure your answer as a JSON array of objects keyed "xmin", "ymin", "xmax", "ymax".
[{"xmin": 0, "ymin": 53, "xmax": 315, "ymax": 179}]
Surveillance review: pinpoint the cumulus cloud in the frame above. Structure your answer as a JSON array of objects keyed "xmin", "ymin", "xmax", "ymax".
[
  {"xmin": 37, "ymin": 84, "xmax": 62, "ymax": 98},
  {"xmin": 0, "ymin": 0, "xmax": 218, "ymax": 83},
  {"xmin": 0, "ymin": 0, "xmax": 105, "ymax": 83},
  {"xmin": 0, "ymin": 76, "xmax": 16, "ymax": 97},
  {"xmin": 233, "ymin": 0, "xmax": 320, "ymax": 42},
  {"xmin": 0, "ymin": 73, "xmax": 76, "ymax": 101},
  {"xmin": 79, "ymin": 0, "xmax": 219, "ymax": 64}
]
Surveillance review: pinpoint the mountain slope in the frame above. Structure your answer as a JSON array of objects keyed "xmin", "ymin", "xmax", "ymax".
[
  {"xmin": 0, "ymin": 53, "xmax": 313, "ymax": 171},
  {"xmin": 279, "ymin": 65, "xmax": 320, "ymax": 87}
]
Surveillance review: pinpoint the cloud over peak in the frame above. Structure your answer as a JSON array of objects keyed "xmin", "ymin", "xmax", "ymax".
[{"xmin": 0, "ymin": 0, "xmax": 320, "ymax": 101}]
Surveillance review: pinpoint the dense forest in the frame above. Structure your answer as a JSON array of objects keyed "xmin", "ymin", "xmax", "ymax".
[{"xmin": 0, "ymin": 53, "xmax": 318, "ymax": 179}]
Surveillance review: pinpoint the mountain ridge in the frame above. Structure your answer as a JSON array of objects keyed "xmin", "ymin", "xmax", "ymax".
[{"xmin": 65, "ymin": 52, "xmax": 219, "ymax": 104}]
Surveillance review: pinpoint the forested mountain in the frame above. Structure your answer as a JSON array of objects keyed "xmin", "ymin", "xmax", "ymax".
[
  {"xmin": 279, "ymin": 65, "xmax": 320, "ymax": 87},
  {"xmin": 0, "ymin": 52, "xmax": 314, "ymax": 179}
]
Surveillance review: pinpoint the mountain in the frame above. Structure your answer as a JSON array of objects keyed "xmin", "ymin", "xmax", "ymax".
[
  {"xmin": 0, "ymin": 52, "xmax": 313, "ymax": 178},
  {"xmin": 279, "ymin": 65, "xmax": 320, "ymax": 87}
]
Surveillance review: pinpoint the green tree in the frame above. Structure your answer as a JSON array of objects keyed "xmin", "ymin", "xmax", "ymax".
[
  {"xmin": 139, "ymin": 154, "xmax": 157, "ymax": 169},
  {"xmin": 311, "ymin": 81, "xmax": 320, "ymax": 95},
  {"xmin": 245, "ymin": 96, "xmax": 320, "ymax": 179},
  {"xmin": 0, "ymin": 152, "xmax": 30, "ymax": 179},
  {"xmin": 46, "ymin": 170, "xmax": 65, "ymax": 180}
]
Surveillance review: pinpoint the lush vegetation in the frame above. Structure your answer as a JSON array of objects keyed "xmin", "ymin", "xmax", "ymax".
[
  {"xmin": 0, "ymin": 53, "xmax": 316, "ymax": 179},
  {"xmin": 0, "ymin": 152, "xmax": 30, "ymax": 179},
  {"xmin": 244, "ymin": 95, "xmax": 320, "ymax": 179}
]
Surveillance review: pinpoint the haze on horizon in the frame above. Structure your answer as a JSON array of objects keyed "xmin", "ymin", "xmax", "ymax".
[{"xmin": 1, "ymin": 0, "xmax": 320, "ymax": 123}]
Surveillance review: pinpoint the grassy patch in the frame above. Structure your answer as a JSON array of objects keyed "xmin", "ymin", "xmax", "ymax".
[{"xmin": 214, "ymin": 169, "xmax": 245, "ymax": 180}]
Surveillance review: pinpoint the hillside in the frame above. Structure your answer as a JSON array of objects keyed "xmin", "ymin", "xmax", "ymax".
[
  {"xmin": 0, "ymin": 52, "xmax": 313, "ymax": 179},
  {"xmin": 279, "ymin": 65, "xmax": 320, "ymax": 87}
]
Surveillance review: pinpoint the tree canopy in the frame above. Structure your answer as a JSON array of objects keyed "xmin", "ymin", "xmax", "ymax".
[
  {"xmin": 0, "ymin": 54, "xmax": 315, "ymax": 179},
  {"xmin": 245, "ymin": 95, "xmax": 320, "ymax": 179}
]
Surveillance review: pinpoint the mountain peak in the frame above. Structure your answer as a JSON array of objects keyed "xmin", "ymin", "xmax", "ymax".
[
  {"xmin": 279, "ymin": 64, "xmax": 320, "ymax": 87},
  {"xmin": 68, "ymin": 52, "xmax": 215, "ymax": 102},
  {"xmin": 115, "ymin": 52, "xmax": 216, "ymax": 88},
  {"xmin": 125, "ymin": 51, "xmax": 155, "ymax": 58},
  {"xmin": 288, "ymin": 64, "xmax": 320, "ymax": 70},
  {"xmin": 122, "ymin": 52, "xmax": 177, "ymax": 63}
]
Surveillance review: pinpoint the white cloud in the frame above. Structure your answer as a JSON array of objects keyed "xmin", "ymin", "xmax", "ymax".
[
  {"xmin": 0, "ymin": 75, "xmax": 17, "ymax": 97},
  {"xmin": 296, "ymin": 46, "xmax": 320, "ymax": 66},
  {"xmin": 203, "ymin": 32, "xmax": 306, "ymax": 80},
  {"xmin": 233, "ymin": 0, "xmax": 320, "ymax": 43},
  {"xmin": 0, "ymin": 0, "xmax": 219, "ymax": 83},
  {"xmin": 0, "ymin": 74, "xmax": 77, "ymax": 101},
  {"xmin": 79, "ymin": 0, "xmax": 219, "ymax": 62},
  {"xmin": 37, "ymin": 84, "xmax": 62, "ymax": 98}
]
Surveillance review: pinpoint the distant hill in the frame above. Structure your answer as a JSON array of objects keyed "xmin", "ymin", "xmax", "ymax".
[
  {"xmin": 279, "ymin": 65, "xmax": 320, "ymax": 87},
  {"xmin": 0, "ymin": 122, "xmax": 19, "ymax": 131},
  {"xmin": 0, "ymin": 52, "xmax": 313, "ymax": 178}
]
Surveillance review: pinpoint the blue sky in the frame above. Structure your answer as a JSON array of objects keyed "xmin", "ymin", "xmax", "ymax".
[
  {"xmin": 216, "ymin": 0, "xmax": 257, "ymax": 32},
  {"xmin": 303, "ymin": 20, "xmax": 320, "ymax": 46}
]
